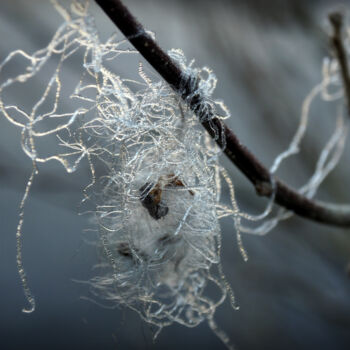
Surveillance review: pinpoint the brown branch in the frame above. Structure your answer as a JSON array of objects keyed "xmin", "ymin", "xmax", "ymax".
[
  {"xmin": 329, "ymin": 12, "xmax": 350, "ymax": 115},
  {"xmin": 94, "ymin": 0, "xmax": 350, "ymax": 227}
]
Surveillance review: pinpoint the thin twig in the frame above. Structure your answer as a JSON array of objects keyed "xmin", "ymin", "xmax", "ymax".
[
  {"xmin": 329, "ymin": 12, "xmax": 350, "ymax": 115},
  {"xmin": 94, "ymin": 0, "xmax": 350, "ymax": 227}
]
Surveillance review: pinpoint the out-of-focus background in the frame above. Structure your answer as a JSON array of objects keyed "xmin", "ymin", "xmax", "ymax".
[{"xmin": 0, "ymin": 1, "xmax": 350, "ymax": 349}]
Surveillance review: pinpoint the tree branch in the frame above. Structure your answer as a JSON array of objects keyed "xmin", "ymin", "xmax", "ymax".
[
  {"xmin": 329, "ymin": 12, "xmax": 350, "ymax": 115},
  {"xmin": 94, "ymin": 0, "xmax": 350, "ymax": 227}
]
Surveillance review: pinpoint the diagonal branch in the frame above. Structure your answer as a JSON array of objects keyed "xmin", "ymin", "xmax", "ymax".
[{"xmin": 94, "ymin": 0, "xmax": 350, "ymax": 227}]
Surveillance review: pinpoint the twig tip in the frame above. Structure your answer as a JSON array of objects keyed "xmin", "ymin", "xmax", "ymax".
[{"xmin": 329, "ymin": 12, "xmax": 343, "ymax": 31}]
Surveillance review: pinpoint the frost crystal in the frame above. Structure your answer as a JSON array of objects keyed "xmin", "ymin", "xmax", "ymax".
[{"xmin": 0, "ymin": 0, "xmax": 348, "ymax": 348}]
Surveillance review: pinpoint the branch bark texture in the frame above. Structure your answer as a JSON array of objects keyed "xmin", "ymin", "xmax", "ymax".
[{"xmin": 95, "ymin": 0, "xmax": 350, "ymax": 227}]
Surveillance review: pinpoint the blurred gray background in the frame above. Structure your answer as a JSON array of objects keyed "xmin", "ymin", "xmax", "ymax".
[{"xmin": 0, "ymin": 0, "xmax": 350, "ymax": 349}]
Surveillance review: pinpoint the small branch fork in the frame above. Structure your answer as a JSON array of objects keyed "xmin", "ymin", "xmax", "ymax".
[{"xmin": 94, "ymin": 0, "xmax": 350, "ymax": 228}]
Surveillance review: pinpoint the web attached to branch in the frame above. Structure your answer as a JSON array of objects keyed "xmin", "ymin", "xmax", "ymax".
[
  {"xmin": 0, "ymin": 0, "xmax": 348, "ymax": 348},
  {"xmin": 241, "ymin": 55, "xmax": 349, "ymax": 236}
]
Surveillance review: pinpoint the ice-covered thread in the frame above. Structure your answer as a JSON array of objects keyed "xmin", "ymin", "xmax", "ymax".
[
  {"xmin": 240, "ymin": 51, "xmax": 349, "ymax": 236},
  {"xmin": 0, "ymin": 0, "xmax": 349, "ymax": 348}
]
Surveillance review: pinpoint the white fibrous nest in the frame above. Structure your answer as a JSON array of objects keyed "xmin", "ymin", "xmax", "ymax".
[
  {"xmin": 88, "ymin": 58, "xmax": 229, "ymax": 332},
  {"xmin": 0, "ymin": 0, "xmax": 348, "ymax": 348},
  {"xmin": 0, "ymin": 0, "xmax": 234, "ymax": 344}
]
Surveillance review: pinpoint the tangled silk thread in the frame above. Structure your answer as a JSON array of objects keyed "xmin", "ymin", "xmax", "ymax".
[{"xmin": 0, "ymin": 1, "xmax": 348, "ymax": 348}]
